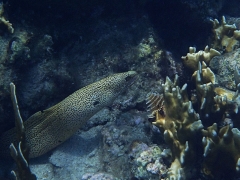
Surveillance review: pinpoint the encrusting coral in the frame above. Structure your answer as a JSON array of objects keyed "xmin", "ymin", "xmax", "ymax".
[
  {"xmin": 211, "ymin": 16, "xmax": 240, "ymax": 52},
  {"xmin": 129, "ymin": 141, "xmax": 168, "ymax": 179},
  {"xmin": 0, "ymin": 3, "xmax": 14, "ymax": 34}
]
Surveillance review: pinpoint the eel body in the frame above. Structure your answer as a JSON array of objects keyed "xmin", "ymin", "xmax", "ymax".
[{"xmin": 0, "ymin": 71, "xmax": 137, "ymax": 158}]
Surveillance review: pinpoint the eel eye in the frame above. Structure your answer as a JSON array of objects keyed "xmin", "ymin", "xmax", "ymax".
[
  {"xmin": 125, "ymin": 76, "xmax": 132, "ymax": 82},
  {"xmin": 93, "ymin": 101, "xmax": 100, "ymax": 106}
]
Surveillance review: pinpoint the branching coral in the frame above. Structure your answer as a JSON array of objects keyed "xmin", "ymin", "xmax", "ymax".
[
  {"xmin": 9, "ymin": 83, "xmax": 36, "ymax": 180},
  {"xmin": 192, "ymin": 62, "xmax": 217, "ymax": 119},
  {"xmin": 147, "ymin": 75, "xmax": 203, "ymax": 179},
  {"xmin": 0, "ymin": 3, "xmax": 14, "ymax": 33},
  {"xmin": 148, "ymin": 75, "xmax": 240, "ymax": 178},
  {"xmin": 211, "ymin": 16, "xmax": 240, "ymax": 52},
  {"xmin": 192, "ymin": 62, "xmax": 240, "ymax": 177},
  {"xmin": 202, "ymin": 123, "xmax": 240, "ymax": 179},
  {"xmin": 148, "ymin": 44, "xmax": 240, "ymax": 179},
  {"xmin": 181, "ymin": 46, "xmax": 220, "ymax": 71}
]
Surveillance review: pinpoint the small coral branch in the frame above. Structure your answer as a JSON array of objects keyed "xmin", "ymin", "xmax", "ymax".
[
  {"xmin": 0, "ymin": 3, "xmax": 14, "ymax": 33},
  {"xmin": 211, "ymin": 16, "xmax": 240, "ymax": 52},
  {"xmin": 9, "ymin": 83, "xmax": 36, "ymax": 180}
]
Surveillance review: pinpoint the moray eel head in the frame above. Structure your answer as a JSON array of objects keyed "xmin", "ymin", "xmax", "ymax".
[
  {"xmin": 104, "ymin": 70, "xmax": 137, "ymax": 92},
  {"xmin": 0, "ymin": 71, "xmax": 137, "ymax": 158}
]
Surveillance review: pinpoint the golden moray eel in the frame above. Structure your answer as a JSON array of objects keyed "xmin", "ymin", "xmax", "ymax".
[{"xmin": 0, "ymin": 71, "xmax": 137, "ymax": 158}]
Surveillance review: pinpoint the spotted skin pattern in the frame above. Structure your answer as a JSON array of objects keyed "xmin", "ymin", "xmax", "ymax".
[{"xmin": 0, "ymin": 71, "xmax": 137, "ymax": 158}]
